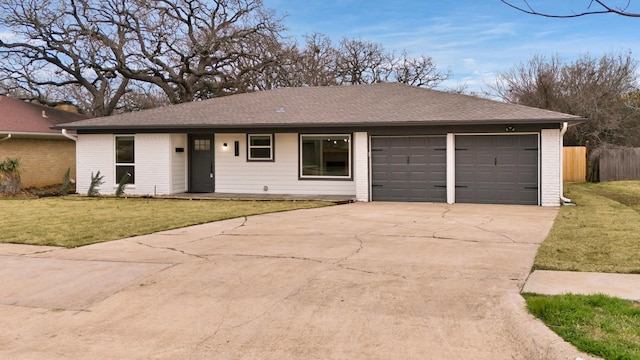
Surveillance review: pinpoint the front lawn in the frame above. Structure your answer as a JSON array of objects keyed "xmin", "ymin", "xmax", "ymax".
[
  {"xmin": 534, "ymin": 181, "xmax": 640, "ymax": 273},
  {"xmin": 0, "ymin": 197, "xmax": 332, "ymax": 248},
  {"xmin": 526, "ymin": 181, "xmax": 640, "ymax": 360},
  {"xmin": 523, "ymin": 293, "xmax": 640, "ymax": 360}
]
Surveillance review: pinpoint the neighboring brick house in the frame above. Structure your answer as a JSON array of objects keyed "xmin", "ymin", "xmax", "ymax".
[{"xmin": 0, "ymin": 95, "xmax": 89, "ymax": 188}]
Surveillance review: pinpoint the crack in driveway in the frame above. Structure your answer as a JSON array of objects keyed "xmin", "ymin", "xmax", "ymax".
[
  {"xmin": 439, "ymin": 206, "xmax": 516, "ymax": 243},
  {"xmin": 133, "ymin": 241, "xmax": 212, "ymax": 261}
]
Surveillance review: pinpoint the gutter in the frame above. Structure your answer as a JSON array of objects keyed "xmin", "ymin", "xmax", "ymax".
[
  {"xmin": 559, "ymin": 122, "xmax": 573, "ymax": 205},
  {"xmin": 61, "ymin": 129, "xmax": 77, "ymax": 142},
  {"xmin": 0, "ymin": 133, "xmax": 11, "ymax": 142}
]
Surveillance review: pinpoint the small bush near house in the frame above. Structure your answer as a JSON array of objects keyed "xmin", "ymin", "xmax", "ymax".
[
  {"xmin": 115, "ymin": 172, "xmax": 130, "ymax": 198},
  {"xmin": 0, "ymin": 158, "xmax": 22, "ymax": 194},
  {"xmin": 60, "ymin": 168, "xmax": 72, "ymax": 195},
  {"xmin": 87, "ymin": 171, "xmax": 104, "ymax": 197}
]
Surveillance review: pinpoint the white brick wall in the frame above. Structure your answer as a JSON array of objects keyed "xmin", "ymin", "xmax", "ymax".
[
  {"xmin": 76, "ymin": 133, "xmax": 174, "ymax": 196},
  {"xmin": 76, "ymin": 134, "xmax": 114, "ymax": 195},
  {"xmin": 540, "ymin": 129, "xmax": 561, "ymax": 206},
  {"xmin": 354, "ymin": 132, "xmax": 369, "ymax": 201}
]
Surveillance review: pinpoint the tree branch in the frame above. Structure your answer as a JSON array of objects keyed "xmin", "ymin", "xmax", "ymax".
[{"xmin": 500, "ymin": 0, "xmax": 640, "ymax": 18}]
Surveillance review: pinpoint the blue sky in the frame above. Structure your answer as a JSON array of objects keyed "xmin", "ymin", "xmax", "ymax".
[{"xmin": 262, "ymin": 0, "xmax": 640, "ymax": 94}]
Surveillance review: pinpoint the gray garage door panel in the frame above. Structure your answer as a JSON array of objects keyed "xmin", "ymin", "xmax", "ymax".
[
  {"xmin": 456, "ymin": 135, "xmax": 538, "ymax": 205},
  {"xmin": 372, "ymin": 136, "xmax": 446, "ymax": 202}
]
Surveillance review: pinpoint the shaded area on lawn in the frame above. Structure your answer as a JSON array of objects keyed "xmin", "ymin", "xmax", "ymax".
[
  {"xmin": 524, "ymin": 293, "xmax": 640, "ymax": 360},
  {"xmin": 534, "ymin": 181, "xmax": 640, "ymax": 274},
  {"xmin": 0, "ymin": 197, "xmax": 332, "ymax": 248}
]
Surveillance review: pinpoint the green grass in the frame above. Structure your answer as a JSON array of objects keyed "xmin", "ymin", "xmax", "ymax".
[
  {"xmin": 528, "ymin": 181, "xmax": 640, "ymax": 359},
  {"xmin": 523, "ymin": 293, "xmax": 640, "ymax": 360},
  {"xmin": 0, "ymin": 197, "xmax": 332, "ymax": 248},
  {"xmin": 533, "ymin": 181, "xmax": 640, "ymax": 273}
]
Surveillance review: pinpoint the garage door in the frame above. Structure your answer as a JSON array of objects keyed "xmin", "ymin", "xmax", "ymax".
[
  {"xmin": 455, "ymin": 135, "xmax": 538, "ymax": 205},
  {"xmin": 371, "ymin": 136, "xmax": 446, "ymax": 202}
]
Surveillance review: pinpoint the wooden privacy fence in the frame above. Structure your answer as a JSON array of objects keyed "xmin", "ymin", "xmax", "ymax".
[
  {"xmin": 598, "ymin": 147, "xmax": 640, "ymax": 182},
  {"xmin": 563, "ymin": 146, "xmax": 587, "ymax": 182}
]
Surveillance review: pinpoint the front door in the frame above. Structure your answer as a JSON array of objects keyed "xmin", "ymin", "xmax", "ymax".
[{"xmin": 189, "ymin": 134, "xmax": 214, "ymax": 192}]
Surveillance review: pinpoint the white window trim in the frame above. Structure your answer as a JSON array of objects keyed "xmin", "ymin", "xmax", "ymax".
[
  {"xmin": 299, "ymin": 134, "xmax": 352, "ymax": 179},
  {"xmin": 247, "ymin": 134, "xmax": 273, "ymax": 161},
  {"xmin": 115, "ymin": 135, "xmax": 135, "ymax": 185}
]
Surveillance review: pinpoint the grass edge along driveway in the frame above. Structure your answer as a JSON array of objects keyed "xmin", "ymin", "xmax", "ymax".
[
  {"xmin": 527, "ymin": 181, "xmax": 640, "ymax": 360},
  {"xmin": 0, "ymin": 197, "xmax": 333, "ymax": 248}
]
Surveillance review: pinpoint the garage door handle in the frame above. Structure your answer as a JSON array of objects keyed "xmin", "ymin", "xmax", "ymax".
[
  {"xmin": 524, "ymin": 186, "xmax": 538, "ymax": 190},
  {"xmin": 372, "ymin": 184, "xmax": 383, "ymax": 188},
  {"xmin": 434, "ymin": 185, "xmax": 447, "ymax": 188},
  {"xmin": 455, "ymin": 185, "xmax": 468, "ymax": 188}
]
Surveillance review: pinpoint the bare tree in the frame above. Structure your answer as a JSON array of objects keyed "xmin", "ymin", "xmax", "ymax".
[
  {"xmin": 391, "ymin": 51, "xmax": 451, "ymax": 88},
  {"xmin": 335, "ymin": 38, "xmax": 390, "ymax": 85},
  {"xmin": 493, "ymin": 52, "xmax": 640, "ymax": 147},
  {"xmin": 500, "ymin": 0, "xmax": 640, "ymax": 18},
  {"xmin": 109, "ymin": 0, "xmax": 284, "ymax": 102},
  {"xmin": 1, "ymin": 0, "xmax": 450, "ymax": 115},
  {"xmin": 0, "ymin": 0, "xmax": 284, "ymax": 115},
  {"xmin": 333, "ymin": 38, "xmax": 450, "ymax": 88},
  {"xmin": 297, "ymin": 33, "xmax": 339, "ymax": 86},
  {"xmin": 0, "ymin": 0, "xmax": 130, "ymax": 116}
]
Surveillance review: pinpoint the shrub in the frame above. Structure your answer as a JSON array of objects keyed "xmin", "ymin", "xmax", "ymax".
[
  {"xmin": 0, "ymin": 158, "xmax": 22, "ymax": 194},
  {"xmin": 115, "ymin": 172, "xmax": 131, "ymax": 197},
  {"xmin": 87, "ymin": 171, "xmax": 104, "ymax": 197},
  {"xmin": 60, "ymin": 168, "xmax": 72, "ymax": 195}
]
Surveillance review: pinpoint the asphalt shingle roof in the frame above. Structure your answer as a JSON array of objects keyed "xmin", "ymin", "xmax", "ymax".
[
  {"xmin": 55, "ymin": 83, "xmax": 582, "ymax": 130},
  {"xmin": 0, "ymin": 95, "xmax": 89, "ymax": 134}
]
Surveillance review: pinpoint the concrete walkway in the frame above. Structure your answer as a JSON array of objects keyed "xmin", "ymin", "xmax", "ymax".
[
  {"xmin": 0, "ymin": 202, "xmax": 599, "ymax": 360},
  {"xmin": 524, "ymin": 270, "xmax": 640, "ymax": 301}
]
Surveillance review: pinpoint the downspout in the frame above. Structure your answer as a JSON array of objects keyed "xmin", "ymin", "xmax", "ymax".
[
  {"xmin": 0, "ymin": 133, "xmax": 11, "ymax": 142},
  {"xmin": 61, "ymin": 129, "xmax": 77, "ymax": 142},
  {"xmin": 559, "ymin": 122, "xmax": 572, "ymax": 204}
]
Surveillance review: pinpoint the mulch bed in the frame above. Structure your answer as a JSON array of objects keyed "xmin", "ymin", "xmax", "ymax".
[{"xmin": 0, "ymin": 184, "xmax": 75, "ymax": 198}]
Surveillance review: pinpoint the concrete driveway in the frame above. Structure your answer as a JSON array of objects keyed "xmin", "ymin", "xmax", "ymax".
[{"xmin": 0, "ymin": 202, "xmax": 596, "ymax": 359}]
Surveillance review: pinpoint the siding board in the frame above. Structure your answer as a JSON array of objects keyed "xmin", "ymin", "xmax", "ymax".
[
  {"xmin": 215, "ymin": 133, "xmax": 356, "ymax": 195},
  {"xmin": 170, "ymin": 134, "xmax": 187, "ymax": 193}
]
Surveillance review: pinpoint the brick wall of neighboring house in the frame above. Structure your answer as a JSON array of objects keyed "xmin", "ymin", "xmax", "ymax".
[{"xmin": 0, "ymin": 138, "xmax": 76, "ymax": 188}]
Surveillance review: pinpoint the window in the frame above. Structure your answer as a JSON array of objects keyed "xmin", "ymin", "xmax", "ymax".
[
  {"xmin": 300, "ymin": 134, "xmax": 351, "ymax": 178},
  {"xmin": 194, "ymin": 139, "xmax": 210, "ymax": 151},
  {"xmin": 115, "ymin": 135, "xmax": 135, "ymax": 184},
  {"xmin": 247, "ymin": 134, "xmax": 273, "ymax": 161}
]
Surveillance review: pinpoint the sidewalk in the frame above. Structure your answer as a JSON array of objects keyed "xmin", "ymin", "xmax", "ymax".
[{"xmin": 523, "ymin": 270, "xmax": 640, "ymax": 301}]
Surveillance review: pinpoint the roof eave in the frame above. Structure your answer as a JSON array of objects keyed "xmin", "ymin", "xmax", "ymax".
[
  {"xmin": 53, "ymin": 117, "xmax": 584, "ymax": 131},
  {"xmin": 0, "ymin": 131, "xmax": 72, "ymax": 139}
]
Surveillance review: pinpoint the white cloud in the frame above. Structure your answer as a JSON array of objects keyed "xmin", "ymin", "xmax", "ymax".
[{"xmin": 0, "ymin": 30, "xmax": 17, "ymax": 42}]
